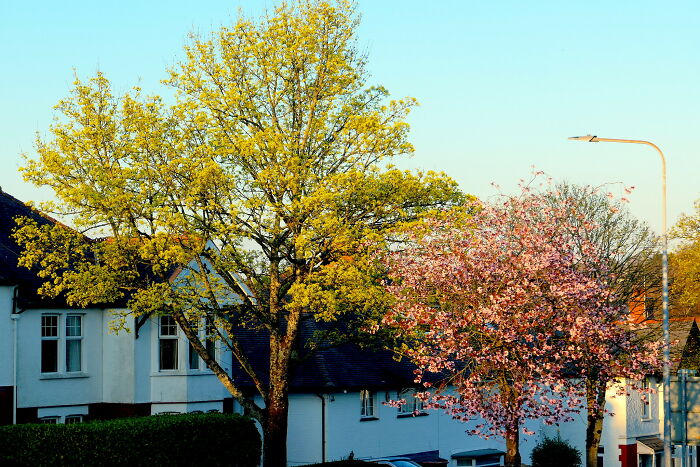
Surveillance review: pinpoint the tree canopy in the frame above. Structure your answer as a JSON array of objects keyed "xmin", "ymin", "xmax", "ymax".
[
  {"xmin": 381, "ymin": 179, "xmax": 660, "ymax": 467},
  {"xmin": 671, "ymin": 199, "xmax": 700, "ymax": 312},
  {"xmin": 14, "ymin": 2, "xmax": 465, "ymax": 465}
]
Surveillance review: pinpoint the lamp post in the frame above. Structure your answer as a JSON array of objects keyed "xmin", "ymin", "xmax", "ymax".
[{"xmin": 568, "ymin": 135, "xmax": 671, "ymax": 467}]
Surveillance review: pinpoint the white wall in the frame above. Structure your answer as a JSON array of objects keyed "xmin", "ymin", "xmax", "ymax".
[
  {"xmin": 16, "ymin": 308, "xmax": 104, "ymax": 409},
  {"xmin": 146, "ymin": 315, "xmax": 232, "ymax": 406},
  {"xmin": 101, "ymin": 309, "xmax": 135, "ymax": 404},
  {"xmin": 0, "ymin": 286, "xmax": 15, "ymax": 386},
  {"xmin": 285, "ymin": 390, "xmax": 586, "ymax": 466}
]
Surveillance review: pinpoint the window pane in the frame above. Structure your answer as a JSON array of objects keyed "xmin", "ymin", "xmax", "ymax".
[
  {"xmin": 160, "ymin": 339, "xmax": 178, "ymax": 370},
  {"xmin": 188, "ymin": 343, "xmax": 199, "ymax": 370},
  {"xmin": 41, "ymin": 340, "xmax": 58, "ymax": 373},
  {"xmin": 66, "ymin": 316, "xmax": 82, "ymax": 337},
  {"xmin": 65, "ymin": 415, "xmax": 83, "ymax": 424},
  {"xmin": 206, "ymin": 339, "xmax": 216, "ymax": 361},
  {"xmin": 41, "ymin": 315, "xmax": 58, "ymax": 337},
  {"xmin": 160, "ymin": 316, "xmax": 177, "ymax": 336},
  {"xmin": 361, "ymin": 390, "xmax": 374, "ymax": 417},
  {"xmin": 66, "ymin": 339, "xmax": 82, "ymax": 372}
]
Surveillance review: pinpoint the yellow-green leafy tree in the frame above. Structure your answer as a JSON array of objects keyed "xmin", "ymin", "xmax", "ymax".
[
  {"xmin": 14, "ymin": 2, "xmax": 465, "ymax": 465},
  {"xmin": 671, "ymin": 199, "xmax": 700, "ymax": 312}
]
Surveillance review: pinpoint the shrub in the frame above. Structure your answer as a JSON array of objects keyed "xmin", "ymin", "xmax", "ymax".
[
  {"xmin": 531, "ymin": 435, "xmax": 582, "ymax": 467},
  {"xmin": 0, "ymin": 413, "xmax": 260, "ymax": 466}
]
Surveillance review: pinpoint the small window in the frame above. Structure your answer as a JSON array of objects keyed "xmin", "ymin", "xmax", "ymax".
[
  {"xmin": 188, "ymin": 342, "xmax": 200, "ymax": 370},
  {"xmin": 64, "ymin": 415, "xmax": 83, "ymax": 424},
  {"xmin": 65, "ymin": 315, "xmax": 82, "ymax": 372},
  {"xmin": 644, "ymin": 296, "xmax": 654, "ymax": 320},
  {"xmin": 360, "ymin": 390, "xmax": 375, "ymax": 418},
  {"xmin": 159, "ymin": 316, "xmax": 179, "ymax": 370},
  {"xmin": 205, "ymin": 322, "xmax": 216, "ymax": 362},
  {"xmin": 188, "ymin": 323, "xmax": 200, "ymax": 370},
  {"xmin": 398, "ymin": 388, "xmax": 424, "ymax": 415},
  {"xmin": 641, "ymin": 378, "xmax": 651, "ymax": 419},
  {"xmin": 41, "ymin": 315, "xmax": 59, "ymax": 373},
  {"xmin": 39, "ymin": 416, "xmax": 59, "ymax": 424}
]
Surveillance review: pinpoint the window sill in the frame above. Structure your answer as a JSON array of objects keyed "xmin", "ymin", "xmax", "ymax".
[
  {"xmin": 397, "ymin": 412, "xmax": 429, "ymax": 418},
  {"xmin": 40, "ymin": 372, "xmax": 89, "ymax": 380},
  {"xmin": 359, "ymin": 416, "xmax": 379, "ymax": 422},
  {"xmin": 151, "ymin": 370, "xmax": 215, "ymax": 377}
]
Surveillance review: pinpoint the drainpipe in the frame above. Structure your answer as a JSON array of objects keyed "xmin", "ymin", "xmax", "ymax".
[
  {"xmin": 11, "ymin": 286, "xmax": 20, "ymax": 424},
  {"xmin": 315, "ymin": 393, "xmax": 326, "ymax": 463}
]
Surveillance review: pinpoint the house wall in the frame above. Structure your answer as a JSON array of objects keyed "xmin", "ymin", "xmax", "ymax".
[
  {"xmin": 101, "ymin": 309, "xmax": 136, "ymax": 404},
  {"xmin": 284, "ymin": 390, "xmax": 586, "ymax": 466},
  {"xmin": 0, "ymin": 286, "xmax": 16, "ymax": 424},
  {"xmin": 15, "ymin": 308, "xmax": 105, "ymax": 421},
  {"xmin": 146, "ymin": 315, "xmax": 230, "ymax": 414},
  {"xmin": 0, "ymin": 286, "xmax": 15, "ymax": 386},
  {"xmin": 625, "ymin": 377, "xmax": 661, "ymax": 439}
]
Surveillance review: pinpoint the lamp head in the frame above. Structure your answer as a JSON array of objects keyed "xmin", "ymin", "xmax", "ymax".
[{"xmin": 568, "ymin": 135, "xmax": 599, "ymax": 142}]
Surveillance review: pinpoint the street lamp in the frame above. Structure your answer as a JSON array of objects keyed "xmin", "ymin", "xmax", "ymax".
[{"xmin": 568, "ymin": 135, "xmax": 671, "ymax": 467}]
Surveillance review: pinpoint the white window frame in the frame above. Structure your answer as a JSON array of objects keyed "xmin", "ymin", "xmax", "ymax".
[
  {"xmin": 65, "ymin": 314, "xmax": 83, "ymax": 373},
  {"xmin": 360, "ymin": 390, "xmax": 376, "ymax": 418},
  {"xmin": 64, "ymin": 414, "xmax": 83, "ymax": 424},
  {"xmin": 41, "ymin": 314, "xmax": 60, "ymax": 374},
  {"xmin": 641, "ymin": 377, "xmax": 651, "ymax": 420},
  {"xmin": 159, "ymin": 315, "xmax": 179, "ymax": 371},
  {"xmin": 397, "ymin": 388, "xmax": 424, "ymax": 416},
  {"xmin": 187, "ymin": 320, "xmax": 218, "ymax": 371}
]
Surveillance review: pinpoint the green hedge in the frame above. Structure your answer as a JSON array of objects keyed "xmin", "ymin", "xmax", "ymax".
[
  {"xmin": 531, "ymin": 435, "xmax": 581, "ymax": 467},
  {"xmin": 0, "ymin": 413, "xmax": 260, "ymax": 466}
]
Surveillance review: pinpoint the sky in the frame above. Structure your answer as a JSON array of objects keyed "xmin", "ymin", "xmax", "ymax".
[{"xmin": 1, "ymin": 0, "xmax": 698, "ymax": 236}]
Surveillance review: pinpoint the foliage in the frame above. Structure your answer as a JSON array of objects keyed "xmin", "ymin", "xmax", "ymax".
[
  {"xmin": 671, "ymin": 199, "xmax": 700, "ymax": 311},
  {"xmin": 531, "ymin": 435, "xmax": 582, "ymax": 467},
  {"xmin": 544, "ymin": 182, "xmax": 662, "ymax": 467},
  {"xmin": 0, "ymin": 413, "xmax": 260, "ymax": 467},
  {"xmin": 381, "ymin": 178, "xmax": 661, "ymax": 467},
  {"xmin": 15, "ymin": 1, "xmax": 465, "ymax": 465}
]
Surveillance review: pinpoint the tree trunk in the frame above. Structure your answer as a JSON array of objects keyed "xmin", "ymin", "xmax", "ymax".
[
  {"xmin": 585, "ymin": 378, "xmax": 608, "ymax": 467},
  {"xmin": 505, "ymin": 426, "xmax": 521, "ymax": 467},
  {"xmin": 262, "ymin": 397, "xmax": 289, "ymax": 467}
]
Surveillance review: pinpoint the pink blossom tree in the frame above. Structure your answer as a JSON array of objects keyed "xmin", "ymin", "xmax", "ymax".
[{"xmin": 382, "ymin": 182, "xmax": 661, "ymax": 467}]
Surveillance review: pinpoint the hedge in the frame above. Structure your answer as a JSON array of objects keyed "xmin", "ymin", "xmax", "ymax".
[
  {"xmin": 531, "ymin": 435, "xmax": 582, "ymax": 467},
  {"xmin": 0, "ymin": 413, "xmax": 261, "ymax": 466}
]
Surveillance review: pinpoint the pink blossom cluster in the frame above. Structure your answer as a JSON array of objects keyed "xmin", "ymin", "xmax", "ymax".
[{"xmin": 382, "ymin": 186, "xmax": 661, "ymax": 439}]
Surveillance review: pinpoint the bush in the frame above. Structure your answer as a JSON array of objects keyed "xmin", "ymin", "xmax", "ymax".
[
  {"xmin": 0, "ymin": 413, "xmax": 260, "ymax": 466},
  {"xmin": 531, "ymin": 435, "xmax": 581, "ymax": 467}
]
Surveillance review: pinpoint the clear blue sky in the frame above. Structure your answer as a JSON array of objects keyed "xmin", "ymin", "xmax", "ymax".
[{"xmin": 1, "ymin": 1, "xmax": 698, "ymax": 235}]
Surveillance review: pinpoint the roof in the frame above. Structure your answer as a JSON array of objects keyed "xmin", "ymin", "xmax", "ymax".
[
  {"xmin": 397, "ymin": 450, "xmax": 447, "ymax": 464},
  {"xmin": 450, "ymin": 449, "xmax": 504, "ymax": 459},
  {"xmin": 229, "ymin": 319, "xmax": 425, "ymax": 393},
  {"xmin": 636, "ymin": 318, "xmax": 700, "ymax": 372},
  {"xmin": 637, "ymin": 436, "xmax": 664, "ymax": 453},
  {"xmin": 0, "ymin": 190, "xmax": 68, "ymax": 307}
]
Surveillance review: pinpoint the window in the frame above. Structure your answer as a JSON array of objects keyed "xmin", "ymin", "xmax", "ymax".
[
  {"xmin": 65, "ymin": 315, "xmax": 82, "ymax": 372},
  {"xmin": 641, "ymin": 378, "xmax": 650, "ymax": 419},
  {"xmin": 205, "ymin": 322, "xmax": 216, "ymax": 362},
  {"xmin": 159, "ymin": 316, "xmax": 178, "ymax": 370},
  {"xmin": 398, "ymin": 388, "xmax": 424, "ymax": 415},
  {"xmin": 360, "ymin": 390, "xmax": 375, "ymax": 418},
  {"xmin": 188, "ymin": 323, "xmax": 200, "ymax": 370},
  {"xmin": 644, "ymin": 296, "xmax": 655, "ymax": 320},
  {"xmin": 41, "ymin": 315, "xmax": 59, "ymax": 373},
  {"xmin": 39, "ymin": 416, "xmax": 59, "ymax": 424},
  {"xmin": 187, "ymin": 321, "xmax": 217, "ymax": 370},
  {"xmin": 64, "ymin": 415, "xmax": 83, "ymax": 424}
]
